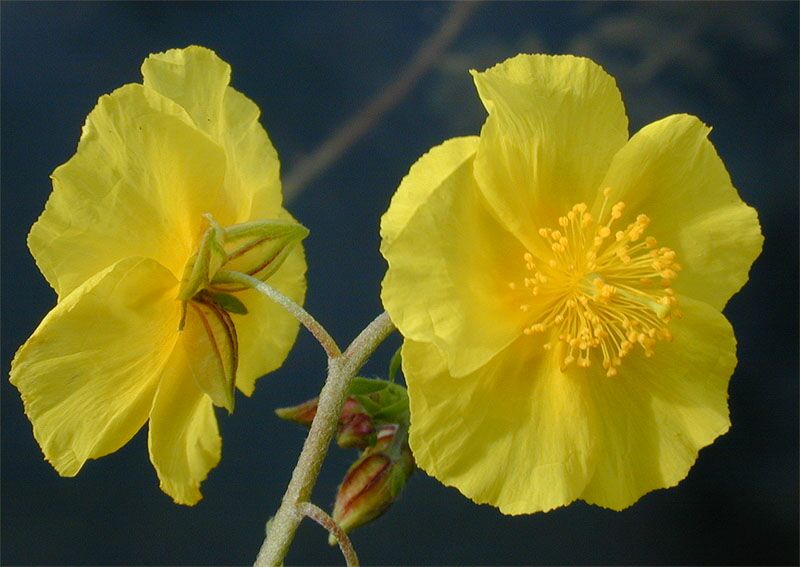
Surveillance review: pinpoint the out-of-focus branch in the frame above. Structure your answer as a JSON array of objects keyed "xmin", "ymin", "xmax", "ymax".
[{"xmin": 283, "ymin": 2, "xmax": 479, "ymax": 201}]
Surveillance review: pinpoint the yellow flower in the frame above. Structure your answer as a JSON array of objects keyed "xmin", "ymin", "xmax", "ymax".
[
  {"xmin": 10, "ymin": 46, "xmax": 307, "ymax": 505},
  {"xmin": 380, "ymin": 54, "xmax": 763, "ymax": 514}
]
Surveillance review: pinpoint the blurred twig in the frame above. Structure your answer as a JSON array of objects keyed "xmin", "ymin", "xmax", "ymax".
[{"xmin": 283, "ymin": 2, "xmax": 479, "ymax": 201}]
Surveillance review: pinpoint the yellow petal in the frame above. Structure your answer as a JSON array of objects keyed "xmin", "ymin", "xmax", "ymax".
[
  {"xmin": 148, "ymin": 345, "xmax": 221, "ymax": 506},
  {"xmin": 9, "ymin": 257, "xmax": 180, "ymax": 476},
  {"xmin": 232, "ymin": 241, "xmax": 306, "ymax": 396},
  {"xmin": 142, "ymin": 46, "xmax": 283, "ymax": 221},
  {"xmin": 580, "ymin": 296, "xmax": 735, "ymax": 509},
  {"xmin": 182, "ymin": 295, "xmax": 238, "ymax": 413},
  {"xmin": 471, "ymin": 54, "xmax": 628, "ymax": 247},
  {"xmin": 600, "ymin": 114, "xmax": 763, "ymax": 310},
  {"xmin": 405, "ymin": 339, "xmax": 596, "ymax": 514},
  {"xmin": 30, "ymin": 84, "xmax": 230, "ymax": 299},
  {"xmin": 381, "ymin": 138, "xmax": 529, "ymax": 377}
]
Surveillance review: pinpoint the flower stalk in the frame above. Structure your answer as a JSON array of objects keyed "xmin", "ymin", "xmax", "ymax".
[
  {"xmin": 242, "ymin": 304, "xmax": 395, "ymax": 566},
  {"xmin": 213, "ymin": 270, "xmax": 341, "ymax": 358},
  {"xmin": 297, "ymin": 502, "xmax": 359, "ymax": 567}
]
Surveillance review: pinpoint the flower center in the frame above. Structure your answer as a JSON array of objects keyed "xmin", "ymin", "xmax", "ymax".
[{"xmin": 512, "ymin": 188, "xmax": 682, "ymax": 376}]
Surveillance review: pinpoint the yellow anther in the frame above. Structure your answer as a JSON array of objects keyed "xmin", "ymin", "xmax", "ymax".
[{"xmin": 517, "ymin": 200, "xmax": 679, "ymax": 377}]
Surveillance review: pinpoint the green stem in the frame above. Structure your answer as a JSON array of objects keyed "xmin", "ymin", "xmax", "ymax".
[
  {"xmin": 213, "ymin": 270, "xmax": 341, "ymax": 358},
  {"xmin": 254, "ymin": 311, "xmax": 396, "ymax": 567}
]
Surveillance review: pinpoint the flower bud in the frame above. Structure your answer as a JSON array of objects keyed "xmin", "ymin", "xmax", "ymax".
[
  {"xmin": 336, "ymin": 398, "xmax": 375, "ymax": 449},
  {"xmin": 274, "ymin": 397, "xmax": 319, "ymax": 426},
  {"xmin": 329, "ymin": 424, "xmax": 414, "ymax": 545}
]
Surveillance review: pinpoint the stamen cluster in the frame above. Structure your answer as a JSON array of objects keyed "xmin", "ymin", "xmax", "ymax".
[{"xmin": 511, "ymin": 188, "xmax": 682, "ymax": 376}]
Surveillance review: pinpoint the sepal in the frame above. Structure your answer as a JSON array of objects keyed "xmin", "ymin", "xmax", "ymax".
[
  {"xmin": 348, "ymin": 377, "xmax": 409, "ymax": 428},
  {"xmin": 181, "ymin": 291, "xmax": 238, "ymax": 413},
  {"xmin": 274, "ymin": 397, "xmax": 319, "ymax": 427},
  {"xmin": 179, "ymin": 215, "xmax": 308, "ymax": 300},
  {"xmin": 178, "ymin": 216, "xmax": 227, "ymax": 301},
  {"xmin": 211, "ymin": 219, "xmax": 309, "ymax": 292}
]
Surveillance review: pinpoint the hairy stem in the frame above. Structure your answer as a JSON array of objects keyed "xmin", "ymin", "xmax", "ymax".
[
  {"xmin": 297, "ymin": 502, "xmax": 359, "ymax": 567},
  {"xmin": 254, "ymin": 311, "xmax": 395, "ymax": 566},
  {"xmin": 213, "ymin": 270, "xmax": 341, "ymax": 358}
]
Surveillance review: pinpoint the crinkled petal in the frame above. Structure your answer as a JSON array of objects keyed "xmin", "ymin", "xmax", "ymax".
[
  {"xmin": 233, "ymin": 240, "xmax": 306, "ymax": 396},
  {"xmin": 581, "ymin": 296, "xmax": 735, "ymax": 509},
  {"xmin": 405, "ymin": 339, "xmax": 597, "ymax": 514},
  {"xmin": 142, "ymin": 46, "xmax": 283, "ymax": 221},
  {"xmin": 148, "ymin": 344, "xmax": 221, "ymax": 506},
  {"xmin": 30, "ymin": 84, "xmax": 230, "ymax": 299},
  {"xmin": 471, "ymin": 54, "xmax": 628, "ymax": 248},
  {"xmin": 599, "ymin": 114, "xmax": 763, "ymax": 310},
  {"xmin": 381, "ymin": 137, "xmax": 529, "ymax": 377},
  {"xmin": 9, "ymin": 257, "xmax": 180, "ymax": 476}
]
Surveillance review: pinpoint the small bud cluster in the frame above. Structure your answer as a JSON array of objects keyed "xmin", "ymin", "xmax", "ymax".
[{"xmin": 276, "ymin": 374, "xmax": 414, "ymax": 543}]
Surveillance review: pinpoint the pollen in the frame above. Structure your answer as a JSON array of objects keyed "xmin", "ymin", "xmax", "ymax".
[{"xmin": 512, "ymin": 189, "xmax": 682, "ymax": 377}]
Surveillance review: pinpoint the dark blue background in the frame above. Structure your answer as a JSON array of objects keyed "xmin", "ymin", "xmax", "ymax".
[{"xmin": 2, "ymin": 2, "xmax": 797, "ymax": 565}]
